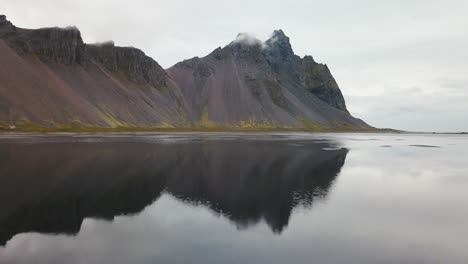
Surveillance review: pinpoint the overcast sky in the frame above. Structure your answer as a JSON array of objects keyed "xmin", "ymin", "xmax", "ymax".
[{"xmin": 3, "ymin": 0, "xmax": 468, "ymax": 132}]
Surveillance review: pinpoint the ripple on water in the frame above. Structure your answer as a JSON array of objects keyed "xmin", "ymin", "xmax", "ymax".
[{"xmin": 408, "ymin": 144, "xmax": 441, "ymax": 148}]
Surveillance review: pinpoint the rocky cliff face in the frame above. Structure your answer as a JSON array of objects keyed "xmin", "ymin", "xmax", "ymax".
[
  {"xmin": 0, "ymin": 15, "xmax": 369, "ymax": 130},
  {"xmin": 299, "ymin": 56, "xmax": 347, "ymax": 111},
  {"xmin": 0, "ymin": 15, "xmax": 85, "ymax": 65},
  {"xmin": 262, "ymin": 30, "xmax": 347, "ymax": 112},
  {"xmin": 0, "ymin": 16, "xmax": 169, "ymax": 88},
  {"xmin": 86, "ymin": 42, "xmax": 169, "ymax": 89}
]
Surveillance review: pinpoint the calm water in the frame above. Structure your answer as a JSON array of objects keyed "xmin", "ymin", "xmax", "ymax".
[{"xmin": 0, "ymin": 132, "xmax": 467, "ymax": 264}]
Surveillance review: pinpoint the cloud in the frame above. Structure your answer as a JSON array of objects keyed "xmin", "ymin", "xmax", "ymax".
[
  {"xmin": 261, "ymin": 31, "xmax": 279, "ymax": 49},
  {"xmin": 89, "ymin": 40, "xmax": 115, "ymax": 47},
  {"xmin": 231, "ymin": 33, "xmax": 261, "ymax": 46}
]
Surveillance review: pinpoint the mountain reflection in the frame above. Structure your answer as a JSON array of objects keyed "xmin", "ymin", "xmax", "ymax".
[{"xmin": 0, "ymin": 138, "xmax": 348, "ymax": 245}]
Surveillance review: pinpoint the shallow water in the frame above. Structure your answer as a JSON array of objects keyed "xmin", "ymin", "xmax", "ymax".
[{"xmin": 0, "ymin": 132, "xmax": 467, "ymax": 264}]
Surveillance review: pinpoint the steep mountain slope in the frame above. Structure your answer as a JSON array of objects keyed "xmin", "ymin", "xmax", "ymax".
[
  {"xmin": 168, "ymin": 30, "xmax": 368, "ymax": 129},
  {"xmin": 0, "ymin": 15, "xmax": 188, "ymax": 128},
  {"xmin": 0, "ymin": 15, "xmax": 370, "ymax": 130}
]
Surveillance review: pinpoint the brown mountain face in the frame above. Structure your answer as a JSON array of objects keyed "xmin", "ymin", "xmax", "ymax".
[
  {"xmin": 168, "ymin": 30, "xmax": 367, "ymax": 128},
  {"xmin": 0, "ymin": 15, "xmax": 188, "ymax": 129},
  {"xmin": 0, "ymin": 15, "xmax": 370, "ymax": 130}
]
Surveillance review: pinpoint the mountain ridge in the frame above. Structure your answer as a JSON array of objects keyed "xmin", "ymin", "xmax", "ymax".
[{"xmin": 0, "ymin": 15, "xmax": 371, "ymax": 131}]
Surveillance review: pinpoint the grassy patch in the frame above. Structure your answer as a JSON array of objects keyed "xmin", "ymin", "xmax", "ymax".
[
  {"xmin": 0, "ymin": 123, "xmax": 382, "ymax": 133},
  {"xmin": 0, "ymin": 114, "xmax": 382, "ymax": 134}
]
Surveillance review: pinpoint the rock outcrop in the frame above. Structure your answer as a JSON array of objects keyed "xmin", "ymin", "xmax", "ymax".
[
  {"xmin": 262, "ymin": 30, "xmax": 347, "ymax": 112},
  {"xmin": 0, "ymin": 16, "xmax": 85, "ymax": 65},
  {"xmin": 86, "ymin": 42, "xmax": 169, "ymax": 89}
]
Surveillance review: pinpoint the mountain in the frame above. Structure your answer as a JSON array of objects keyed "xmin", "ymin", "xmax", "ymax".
[
  {"xmin": 0, "ymin": 15, "xmax": 188, "ymax": 129},
  {"xmin": 168, "ymin": 30, "xmax": 367, "ymax": 129},
  {"xmin": 0, "ymin": 15, "xmax": 370, "ymax": 130}
]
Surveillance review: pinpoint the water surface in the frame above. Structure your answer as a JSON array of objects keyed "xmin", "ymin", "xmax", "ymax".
[{"xmin": 0, "ymin": 133, "xmax": 467, "ymax": 264}]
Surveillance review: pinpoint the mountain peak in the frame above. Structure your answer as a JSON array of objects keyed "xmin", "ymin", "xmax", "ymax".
[
  {"xmin": 262, "ymin": 29, "xmax": 295, "ymax": 65},
  {"xmin": 271, "ymin": 29, "xmax": 287, "ymax": 39},
  {"xmin": 264, "ymin": 29, "xmax": 292, "ymax": 49}
]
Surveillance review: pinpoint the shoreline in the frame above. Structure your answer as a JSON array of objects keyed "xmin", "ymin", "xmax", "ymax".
[
  {"xmin": 1, "ymin": 126, "xmax": 464, "ymax": 135},
  {"xmin": 0, "ymin": 126, "xmax": 394, "ymax": 134}
]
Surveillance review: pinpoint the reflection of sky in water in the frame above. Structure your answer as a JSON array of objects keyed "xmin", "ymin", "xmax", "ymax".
[{"xmin": 0, "ymin": 133, "xmax": 468, "ymax": 264}]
